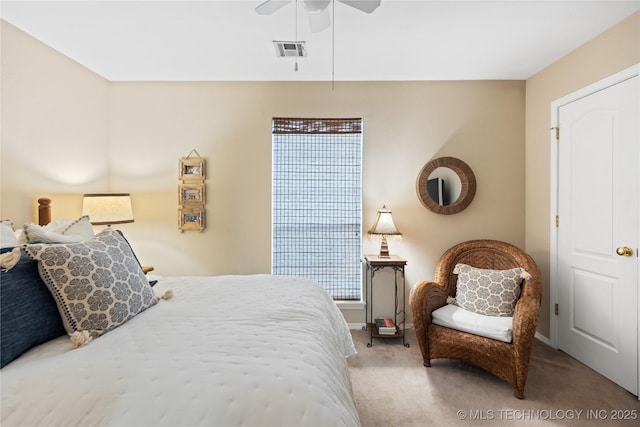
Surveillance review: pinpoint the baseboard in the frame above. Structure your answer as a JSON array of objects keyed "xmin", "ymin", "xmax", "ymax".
[{"xmin": 534, "ymin": 332, "xmax": 552, "ymax": 346}]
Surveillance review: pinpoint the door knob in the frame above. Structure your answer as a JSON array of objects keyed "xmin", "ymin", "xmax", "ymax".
[{"xmin": 616, "ymin": 246, "xmax": 633, "ymax": 256}]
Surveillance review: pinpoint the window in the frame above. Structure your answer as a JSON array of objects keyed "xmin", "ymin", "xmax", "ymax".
[{"xmin": 272, "ymin": 118, "xmax": 362, "ymax": 300}]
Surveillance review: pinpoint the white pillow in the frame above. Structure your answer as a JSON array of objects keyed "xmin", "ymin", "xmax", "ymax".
[
  {"xmin": 23, "ymin": 215, "xmax": 95, "ymax": 243},
  {"xmin": 432, "ymin": 304, "xmax": 514, "ymax": 343},
  {"xmin": 40, "ymin": 218, "xmax": 73, "ymax": 232},
  {"xmin": 1, "ymin": 221, "xmax": 19, "ymax": 249}
]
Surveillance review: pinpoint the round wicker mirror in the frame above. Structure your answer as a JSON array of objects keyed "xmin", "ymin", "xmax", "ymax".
[{"xmin": 416, "ymin": 157, "xmax": 476, "ymax": 215}]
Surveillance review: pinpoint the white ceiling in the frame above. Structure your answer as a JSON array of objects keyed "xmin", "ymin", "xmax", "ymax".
[{"xmin": 1, "ymin": 0, "xmax": 638, "ymax": 81}]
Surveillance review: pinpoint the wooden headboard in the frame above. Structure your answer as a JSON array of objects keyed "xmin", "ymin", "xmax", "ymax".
[{"xmin": 38, "ymin": 198, "xmax": 52, "ymax": 226}]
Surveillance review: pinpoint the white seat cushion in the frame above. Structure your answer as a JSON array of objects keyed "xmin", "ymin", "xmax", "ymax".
[{"xmin": 431, "ymin": 304, "xmax": 513, "ymax": 343}]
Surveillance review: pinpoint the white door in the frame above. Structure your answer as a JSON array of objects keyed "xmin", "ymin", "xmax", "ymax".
[{"xmin": 556, "ymin": 75, "xmax": 639, "ymax": 395}]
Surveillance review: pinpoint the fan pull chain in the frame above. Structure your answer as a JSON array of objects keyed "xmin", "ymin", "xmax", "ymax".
[{"xmin": 332, "ymin": 0, "xmax": 335, "ymax": 89}]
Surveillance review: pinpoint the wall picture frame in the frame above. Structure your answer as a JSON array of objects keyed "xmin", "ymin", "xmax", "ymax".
[
  {"xmin": 179, "ymin": 157, "xmax": 205, "ymax": 181},
  {"xmin": 178, "ymin": 207, "xmax": 205, "ymax": 232},
  {"xmin": 179, "ymin": 183, "xmax": 205, "ymax": 205}
]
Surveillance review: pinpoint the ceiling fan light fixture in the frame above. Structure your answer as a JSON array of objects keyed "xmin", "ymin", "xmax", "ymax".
[
  {"xmin": 302, "ymin": 0, "xmax": 331, "ymax": 13},
  {"xmin": 256, "ymin": 0, "xmax": 381, "ymax": 32}
]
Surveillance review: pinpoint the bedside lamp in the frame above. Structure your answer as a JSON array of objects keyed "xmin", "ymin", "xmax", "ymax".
[
  {"xmin": 368, "ymin": 205, "xmax": 401, "ymax": 258},
  {"xmin": 82, "ymin": 193, "xmax": 134, "ymax": 226}
]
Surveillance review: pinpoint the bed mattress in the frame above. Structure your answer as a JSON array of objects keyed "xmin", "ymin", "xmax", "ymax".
[{"xmin": 0, "ymin": 274, "xmax": 360, "ymax": 426}]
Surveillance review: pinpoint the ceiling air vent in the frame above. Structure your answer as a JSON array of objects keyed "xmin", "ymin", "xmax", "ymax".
[{"xmin": 273, "ymin": 41, "xmax": 307, "ymax": 58}]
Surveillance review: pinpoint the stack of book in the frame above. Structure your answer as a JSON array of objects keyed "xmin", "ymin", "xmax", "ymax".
[{"xmin": 375, "ymin": 317, "xmax": 397, "ymax": 335}]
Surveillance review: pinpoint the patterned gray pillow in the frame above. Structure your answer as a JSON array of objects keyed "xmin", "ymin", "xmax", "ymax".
[
  {"xmin": 22, "ymin": 227, "xmax": 158, "ymax": 343},
  {"xmin": 452, "ymin": 263, "xmax": 531, "ymax": 317}
]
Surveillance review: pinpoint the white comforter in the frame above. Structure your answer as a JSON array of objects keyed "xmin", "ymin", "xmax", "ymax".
[{"xmin": 1, "ymin": 275, "xmax": 360, "ymax": 427}]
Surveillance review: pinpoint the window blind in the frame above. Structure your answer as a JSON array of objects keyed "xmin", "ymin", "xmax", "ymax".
[{"xmin": 272, "ymin": 118, "xmax": 362, "ymax": 300}]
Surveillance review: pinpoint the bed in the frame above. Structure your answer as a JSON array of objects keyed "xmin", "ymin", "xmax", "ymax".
[{"xmin": 0, "ymin": 200, "xmax": 360, "ymax": 426}]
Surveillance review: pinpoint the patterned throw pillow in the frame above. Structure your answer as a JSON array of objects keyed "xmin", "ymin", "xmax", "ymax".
[
  {"xmin": 22, "ymin": 227, "xmax": 158, "ymax": 345},
  {"xmin": 452, "ymin": 263, "xmax": 531, "ymax": 317}
]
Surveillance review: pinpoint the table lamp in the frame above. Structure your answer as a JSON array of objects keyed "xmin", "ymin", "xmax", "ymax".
[{"xmin": 368, "ymin": 205, "xmax": 401, "ymax": 257}]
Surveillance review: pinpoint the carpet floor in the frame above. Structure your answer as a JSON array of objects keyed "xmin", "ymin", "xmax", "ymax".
[{"xmin": 347, "ymin": 328, "xmax": 639, "ymax": 426}]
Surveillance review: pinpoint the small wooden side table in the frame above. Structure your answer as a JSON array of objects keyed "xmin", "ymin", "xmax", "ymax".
[{"xmin": 363, "ymin": 254, "xmax": 409, "ymax": 348}]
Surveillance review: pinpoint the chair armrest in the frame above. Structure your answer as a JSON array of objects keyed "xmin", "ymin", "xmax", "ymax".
[
  {"xmin": 410, "ymin": 282, "xmax": 448, "ymax": 334},
  {"xmin": 410, "ymin": 280, "xmax": 448, "ymax": 365},
  {"xmin": 512, "ymin": 279, "xmax": 541, "ymax": 347},
  {"xmin": 410, "ymin": 280, "xmax": 448, "ymax": 311}
]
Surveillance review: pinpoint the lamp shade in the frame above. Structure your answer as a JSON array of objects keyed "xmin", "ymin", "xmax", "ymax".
[
  {"xmin": 368, "ymin": 206, "xmax": 401, "ymax": 236},
  {"xmin": 82, "ymin": 193, "xmax": 134, "ymax": 225}
]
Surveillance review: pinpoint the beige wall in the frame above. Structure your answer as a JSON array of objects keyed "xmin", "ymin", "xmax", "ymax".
[
  {"xmin": 0, "ymin": 21, "xmax": 110, "ymax": 218},
  {"xmin": 1, "ymin": 20, "xmax": 527, "ymax": 325},
  {"xmin": 107, "ymin": 80, "xmax": 526, "ymax": 324},
  {"xmin": 525, "ymin": 12, "xmax": 640, "ymax": 338}
]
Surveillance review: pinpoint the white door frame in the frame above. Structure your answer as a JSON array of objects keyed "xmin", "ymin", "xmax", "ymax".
[{"xmin": 549, "ymin": 64, "xmax": 640, "ymax": 355}]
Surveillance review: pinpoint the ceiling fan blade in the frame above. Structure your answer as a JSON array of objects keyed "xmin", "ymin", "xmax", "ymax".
[
  {"xmin": 339, "ymin": 0, "xmax": 381, "ymax": 14},
  {"xmin": 255, "ymin": 0, "xmax": 291, "ymax": 15},
  {"xmin": 308, "ymin": 8, "xmax": 331, "ymax": 33}
]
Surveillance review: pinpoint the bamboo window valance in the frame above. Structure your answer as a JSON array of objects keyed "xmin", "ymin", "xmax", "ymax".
[{"xmin": 272, "ymin": 118, "xmax": 363, "ymax": 134}]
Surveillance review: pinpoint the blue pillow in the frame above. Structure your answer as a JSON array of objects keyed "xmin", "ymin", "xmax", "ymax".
[{"xmin": 1, "ymin": 247, "xmax": 66, "ymax": 368}]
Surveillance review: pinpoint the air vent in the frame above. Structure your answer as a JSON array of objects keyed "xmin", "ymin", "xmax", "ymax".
[{"xmin": 273, "ymin": 41, "xmax": 307, "ymax": 58}]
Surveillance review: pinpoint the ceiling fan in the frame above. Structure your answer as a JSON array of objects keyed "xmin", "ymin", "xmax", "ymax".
[{"xmin": 255, "ymin": 0, "xmax": 381, "ymax": 33}]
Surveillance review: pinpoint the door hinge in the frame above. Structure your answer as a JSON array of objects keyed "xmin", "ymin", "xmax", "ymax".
[
  {"xmin": 555, "ymin": 215, "xmax": 559, "ymax": 228},
  {"xmin": 555, "ymin": 303, "xmax": 559, "ymax": 315},
  {"xmin": 551, "ymin": 126, "xmax": 560, "ymax": 140}
]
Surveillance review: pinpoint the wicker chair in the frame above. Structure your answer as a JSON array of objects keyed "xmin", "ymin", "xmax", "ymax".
[{"xmin": 409, "ymin": 239, "xmax": 542, "ymax": 399}]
